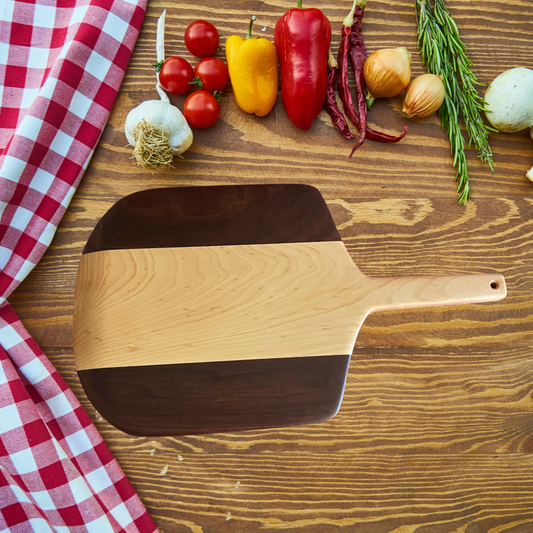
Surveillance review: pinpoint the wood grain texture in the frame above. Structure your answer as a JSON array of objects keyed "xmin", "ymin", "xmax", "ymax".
[
  {"xmin": 7, "ymin": 0, "xmax": 533, "ymax": 529},
  {"xmin": 45, "ymin": 344, "xmax": 533, "ymax": 528},
  {"xmin": 119, "ymin": 453, "xmax": 533, "ymax": 533}
]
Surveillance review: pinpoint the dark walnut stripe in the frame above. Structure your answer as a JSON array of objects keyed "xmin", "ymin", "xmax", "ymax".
[
  {"xmin": 77, "ymin": 354, "xmax": 350, "ymax": 436},
  {"xmin": 83, "ymin": 184, "xmax": 341, "ymax": 254}
]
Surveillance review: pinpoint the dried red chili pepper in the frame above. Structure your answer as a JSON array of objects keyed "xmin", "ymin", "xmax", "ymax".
[
  {"xmin": 274, "ymin": 0, "xmax": 331, "ymax": 131},
  {"xmin": 347, "ymin": 0, "xmax": 367, "ymax": 154},
  {"xmin": 348, "ymin": 3, "xmax": 407, "ymax": 151},
  {"xmin": 333, "ymin": 0, "xmax": 407, "ymax": 153},
  {"xmin": 364, "ymin": 122, "xmax": 408, "ymax": 144},
  {"xmin": 348, "ymin": 3, "xmax": 407, "ymax": 150},
  {"xmin": 336, "ymin": 0, "xmax": 360, "ymax": 131},
  {"xmin": 325, "ymin": 48, "xmax": 356, "ymax": 140}
]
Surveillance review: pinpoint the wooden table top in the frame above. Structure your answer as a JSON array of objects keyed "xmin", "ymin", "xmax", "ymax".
[{"xmin": 10, "ymin": 0, "xmax": 533, "ymax": 530}]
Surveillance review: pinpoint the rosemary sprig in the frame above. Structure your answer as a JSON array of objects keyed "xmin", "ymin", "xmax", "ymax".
[{"xmin": 415, "ymin": 0, "xmax": 496, "ymax": 204}]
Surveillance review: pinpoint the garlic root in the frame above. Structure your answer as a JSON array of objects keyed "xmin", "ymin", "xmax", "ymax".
[{"xmin": 131, "ymin": 120, "xmax": 174, "ymax": 170}]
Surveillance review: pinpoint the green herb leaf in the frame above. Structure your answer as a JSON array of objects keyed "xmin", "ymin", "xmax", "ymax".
[{"xmin": 415, "ymin": 0, "xmax": 495, "ymax": 204}]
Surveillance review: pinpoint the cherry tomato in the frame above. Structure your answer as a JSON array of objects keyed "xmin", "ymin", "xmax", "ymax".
[
  {"xmin": 192, "ymin": 57, "xmax": 229, "ymax": 93},
  {"xmin": 184, "ymin": 20, "xmax": 220, "ymax": 58},
  {"xmin": 158, "ymin": 57, "xmax": 194, "ymax": 95},
  {"xmin": 183, "ymin": 90, "xmax": 220, "ymax": 129}
]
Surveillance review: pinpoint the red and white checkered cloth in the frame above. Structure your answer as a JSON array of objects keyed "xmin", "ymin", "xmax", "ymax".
[{"xmin": 0, "ymin": 0, "xmax": 158, "ymax": 531}]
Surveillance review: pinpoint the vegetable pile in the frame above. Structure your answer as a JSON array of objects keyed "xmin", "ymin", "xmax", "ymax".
[
  {"xmin": 155, "ymin": 20, "xmax": 228, "ymax": 130},
  {"xmin": 125, "ymin": 12, "xmax": 231, "ymax": 169},
  {"xmin": 124, "ymin": 1, "xmax": 531, "ymax": 202},
  {"xmin": 325, "ymin": 0, "xmax": 408, "ymax": 155}
]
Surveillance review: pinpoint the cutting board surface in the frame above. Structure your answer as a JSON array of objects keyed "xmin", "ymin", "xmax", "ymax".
[{"xmin": 73, "ymin": 185, "xmax": 506, "ymax": 436}]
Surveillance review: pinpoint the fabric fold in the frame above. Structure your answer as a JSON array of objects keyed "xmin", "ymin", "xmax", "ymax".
[{"xmin": 1, "ymin": 0, "xmax": 158, "ymax": 530}]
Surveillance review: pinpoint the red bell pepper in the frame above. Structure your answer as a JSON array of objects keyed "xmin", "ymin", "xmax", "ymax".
[{"xmin": 274, "ymin": 0, "xmax": 331, "ymax": 131}]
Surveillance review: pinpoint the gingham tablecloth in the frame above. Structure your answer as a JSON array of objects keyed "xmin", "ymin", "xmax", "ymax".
[{"xmin": 0, "ymin": 0, "xmax": 158, "ymax": 531}]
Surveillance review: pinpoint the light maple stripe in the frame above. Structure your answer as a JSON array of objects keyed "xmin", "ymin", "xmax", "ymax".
[{"xmin": 73, "ymin": 242, "xmax": 505, "ymax": 370}]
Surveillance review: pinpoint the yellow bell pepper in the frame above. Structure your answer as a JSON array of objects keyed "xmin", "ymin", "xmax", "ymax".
[{"xmin": 225, "ymin": 16, "xmax": 278, "ymax": 117}]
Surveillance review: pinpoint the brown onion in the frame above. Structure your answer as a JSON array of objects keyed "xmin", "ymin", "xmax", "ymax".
[
  {"xmin": 402, "ymin": 74, "xmax": 445, "ymax": 119},
  {"xmin": 363, "ymin": 47, "xmax": 412, "ymax": 99}
]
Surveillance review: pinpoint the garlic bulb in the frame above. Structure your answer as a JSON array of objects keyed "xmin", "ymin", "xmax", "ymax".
[
  {"xmin": 484, "ymin": 67, "xmax": 533, "ymax": 182},
  {"xmin": 124, "ymin": 10, "xmax": 193, "ymax": 170},
  {"xmin": 402, "ymin": 74, "xmax": 445, "ymax": 119},
  {"xmin": 124, "ymin": 100, "xmax": 192, "ymax": 154},
  {"xmin": 125, "ymin": 100, "xmax": 193, "ymax": 169},
  {"xmin": 484, "ymin": 67, "xmax": 533, "ymax": 133},
  {"xmin": 363, "ymin": 47, "xmax": 411, "ymax": 99}
]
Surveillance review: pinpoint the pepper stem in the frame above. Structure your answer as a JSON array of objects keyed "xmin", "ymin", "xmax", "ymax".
[
  {"xmin": 327, "ymin": 48, "xmax": 338, "ymax": 69},
  {"xmin": 365, "ymin": 88, "xmax": 375, "ymax": 110},
  {"xmin": 297, "ymin": 0, "xmax": 303, "ymax": 8},
  {"xmin": 246, "ymin": 15, "xmax": 256, "ymax": 39},
  {"xmin": 343, "ymin": 0, "xmax": 357, "ymax": 27},
  {"xmin": 343, "ymin": 0, "xmax": 366, "ymax": 26}
]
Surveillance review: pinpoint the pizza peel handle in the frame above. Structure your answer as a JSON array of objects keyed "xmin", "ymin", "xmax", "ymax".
[{"xmin": 356, "ymin": 271, "xmax": 506, "ymax": 316}]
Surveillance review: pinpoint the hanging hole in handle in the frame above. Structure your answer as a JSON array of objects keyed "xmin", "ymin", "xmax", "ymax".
[{"xmin": 490, "ymin": 281, "xmax": 500, "ymax": 290}]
